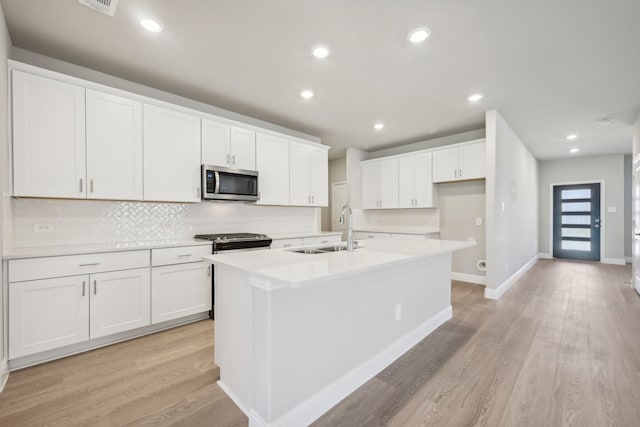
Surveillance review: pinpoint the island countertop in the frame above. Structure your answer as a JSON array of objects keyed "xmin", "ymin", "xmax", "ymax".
[{"xmin": 203, "ymin": 237, "xmax": 475, "ymax": 289}]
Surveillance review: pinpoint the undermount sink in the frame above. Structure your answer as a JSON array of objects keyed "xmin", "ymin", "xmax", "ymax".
[{"xmin": 288, "ymin": 243, "xmax": 360, "ymax": 254}]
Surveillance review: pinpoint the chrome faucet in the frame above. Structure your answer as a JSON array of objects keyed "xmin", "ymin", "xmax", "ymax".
[{"xmin": 339, "ymin": 203, "xmax": 354, "ymax": 252}]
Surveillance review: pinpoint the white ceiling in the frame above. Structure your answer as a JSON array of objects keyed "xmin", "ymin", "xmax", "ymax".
[{"xmin": 1, "ymin": 0, "xmax": 639, "ymax": 160}]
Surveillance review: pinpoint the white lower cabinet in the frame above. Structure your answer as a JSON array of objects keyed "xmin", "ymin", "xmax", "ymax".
[
  {"xmin": 9, "ymin": 275, "xmax": 89, "ymax": 359},
  {"xmin": 90, "ymin": 268, "xmax": 151, "ymax": 339},
  {"xmin": 151, "ymin": 262, "xmax": 211, "ymax": 324}
]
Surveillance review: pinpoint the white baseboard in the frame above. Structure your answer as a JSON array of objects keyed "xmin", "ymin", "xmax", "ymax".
[
  {"xmin": 603, "ymin": 258, "xmax": 626, "ymax": 266},
  {"xmin": 485, "ymin": 255, "xmax": 538, "ymax": 300},
  {"xmin": 245, "ymin": 305, "xmax": 453, "ymax": 427},
  {"xmin": 0, "ymin": 357, "xmax": 8, "ymax": 393},
  {"xmin": 538, "ymin": 252, "xmax": 552, "ymax": 259},
  {"xmin": 625, "ymin": 257, "xmax": 632, "ymax": 264},
  {"xmin": 451, "ymin": 272, "xmax": 486, "ymax": 285}
]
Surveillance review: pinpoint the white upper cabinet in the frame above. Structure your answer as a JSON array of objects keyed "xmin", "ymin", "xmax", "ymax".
[
  {"xmin": 202, "ymin": 119, "xmax": 256, "ymax": 170},
  {"xmin": 432, "ymin": 140, "xmax": 486, "ymax": 183},
  {"xmin": 289, "ymin": 141, "xmax": 328, "ymax": 207},
  {"xmin": 12, "ymin": 70, "xmax": 86, "ymax": 198},
  {"xmin": 143, "ymin": 104, "xmax": 201, "ymax": 202},
  {"xmin": 86, "ymin": 90, "xmax": 143, "ymax": 200},
  {"xmin": 361, "ymin": 158, "xmax": 399, "ymax": 209},
  {"xmin": 398, "ymin": 152, "xmax": 436, "ymax": 208},
  {"xmin": 256, "ymin": 133, "xmax": 290, "ymax": 205}
]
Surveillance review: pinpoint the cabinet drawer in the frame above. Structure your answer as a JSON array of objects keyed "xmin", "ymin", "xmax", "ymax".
[
  {"xmin": 353, "ymin": 232, "xmax": 392, "ymax": 240},
  {"xmin": 270, "ymin": 238, "xmax": 303, "ymax": 249},
  {"xmin": 152, "ymin": 245, "xmax": 212, "ymax": 266},
  {"xmin": 9, "ymin": 250, "xmax": 150, "ymax": 283},
  {"xmin": 302, "ymin": 235, "xmax": 342, "ymax": 246}
]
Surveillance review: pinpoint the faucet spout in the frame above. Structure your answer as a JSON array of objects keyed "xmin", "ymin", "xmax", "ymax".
[{"xmin": 340, "ymin": 203, "xmax": 354, "ymax": 252}]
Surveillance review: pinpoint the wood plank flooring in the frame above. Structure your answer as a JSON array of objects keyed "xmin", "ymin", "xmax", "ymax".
[{"xmin": 1, "ymin": 259, "xmax": 638, "ymax": 426}]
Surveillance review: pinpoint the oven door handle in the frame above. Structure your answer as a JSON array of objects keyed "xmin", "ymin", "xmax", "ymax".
[{"xmin": 214, "ymin": 171, "xmax": 221, "ymax": 194}]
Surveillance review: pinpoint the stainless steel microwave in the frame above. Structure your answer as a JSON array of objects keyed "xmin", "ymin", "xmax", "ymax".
[{"xmin": 201, "ymin": 165, "xmax": 259, "ymax": 201}]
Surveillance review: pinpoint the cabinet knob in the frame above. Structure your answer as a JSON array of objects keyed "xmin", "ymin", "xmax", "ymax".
[{"xmin": 79, "ymin": 178, "xmax": 83, "ymax": 193}]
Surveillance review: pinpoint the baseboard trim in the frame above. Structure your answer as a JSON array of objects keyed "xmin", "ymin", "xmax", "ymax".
[
  {"xmin": 602, "ymin": 258, "xmax": 626, "ymax": 266},
  {"xmin": 451, "ymin": 272, "xmax": 486, "ymax": 285},
  {"xmin": 0, "ymin": 357, "xmax": 9, "ymax": 393},
  {"xmin": 485, "ymin": 255, "xmax": 538, "ymax": 300},
  {"xmin": 625, "ymin": 257, "xmax": 632, "ymax": 264},
  {"xmin": 538, "ymin": 252, "xmax": 552, "ymax": 259},
  {"xmin": 244, "ymin": 305, "xmax": 453, "ymax": 427},
  {"xmin": 218, "ymin": 381, "xmax": 251, "ymax": 421}
]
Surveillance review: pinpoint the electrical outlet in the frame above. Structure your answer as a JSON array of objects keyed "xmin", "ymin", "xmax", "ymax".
[
  {"xmin": 475, "ymin": 217, "xmax": 482, "ymax": 226},
  {"xmin": 500, "ymin": 201, "xmax": 505, "ymax": 212},
  {"xmin": 395, "ymin": 303, "xmax": 402, "ymax": 321},
  {"xmin": 33, "ymin": 223, "xmax": 54, "ymax": 233}
]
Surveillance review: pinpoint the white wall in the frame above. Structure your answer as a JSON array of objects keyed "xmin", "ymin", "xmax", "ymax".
[
  {"xmin": 538, "ymin": 155, "xmax": 626, "ymax": 263},
  {"xmin": 485, "ymin": 110, "xmax": 538, "ymax": 298},
  {"xmin": 0, "ymin": 1, "xmax": 11, "ymax": 388},
  {"xmin": 6, "ymin": 198, "xmax": 319, "ymax": 248}
]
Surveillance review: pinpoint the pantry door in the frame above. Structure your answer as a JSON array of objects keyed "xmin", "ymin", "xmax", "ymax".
[{"xmin": 552, "ymin": 183, "xmax": 601, "ymax": 261}]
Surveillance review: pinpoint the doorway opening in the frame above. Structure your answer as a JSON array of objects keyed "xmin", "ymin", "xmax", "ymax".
[{"xmin": 552, "ymin": 183, "xmax": 601, "ymax": 261}]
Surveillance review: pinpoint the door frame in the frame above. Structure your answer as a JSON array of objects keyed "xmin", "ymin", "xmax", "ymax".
[
  {"xmin": 548, "ymin": 180, "xmax": 606, "ymax": 262},
  {"xmin": 331, "ymin": 181, "xmax": 348, "ymax": 235}
]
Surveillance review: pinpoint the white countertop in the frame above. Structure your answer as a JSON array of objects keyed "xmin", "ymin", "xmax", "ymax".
[
  {"xmin": 3, "ymin": 238, "xmax": 212, "ymax": 260},
  {"xmin": 204, "ymin": 237, "xmax": 474, "ymax": 289},
  {"xmin": 269, "ymin": 231, "xmax": 343, "ymax": 240}
]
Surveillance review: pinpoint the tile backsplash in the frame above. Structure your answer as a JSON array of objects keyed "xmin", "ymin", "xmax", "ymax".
[{"xmin": 7, "ymin": 198, "xmax": 319, "ymax": 248}]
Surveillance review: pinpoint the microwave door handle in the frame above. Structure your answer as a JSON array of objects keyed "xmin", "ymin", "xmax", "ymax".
[{"xmin": 214, "ymin": 171, "xmax": 221, "ymax": 194}]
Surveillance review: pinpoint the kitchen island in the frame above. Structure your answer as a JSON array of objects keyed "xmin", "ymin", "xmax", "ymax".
[{"xmin": 203, "ymin": 237, "xmax": 474, "ymax": 427}]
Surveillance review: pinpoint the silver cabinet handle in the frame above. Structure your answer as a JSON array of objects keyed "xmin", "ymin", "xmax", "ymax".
[
  {"xmin": 196, "ymin": 187, "xmax": 200, "ymax": 198},
  {"xmin": 79, "ymin": 262, "xmax": 100, "ymax": 267},
  {"xmin": 82, "ymin": 281, "xmax": 86, "ymax": 297},
  {"xmin": 178, "ymin": 254, "xmax": 193, "ymax": 258},
  {"xmin": 454, "ymin": 169, "xmax": 458, "ymax": 178},
  {"xmin": 208, "ymin": 266, "xmax": 211, "ymax": 277},
  {"xmin": 226, "ymin": 154, "xmax": 230, "ymax": 165},
  {"xmin": 321, "ymin": 240, "xmax": 329, "ymax": 244},
  {"xmin": 459, "ymin": 169, "xmax": 463, "ymax": 177},
  {"xmin": 79, "ymin": 178, "xmax": 83, "ymax": 193},
  {"xmin": 232, "ymin": 154, "xmax": 236, "ymax": 165},
  {"xmin": 283, "ymin": 244, "xmax": 293, "ymax": 247},
  {"xmin": 93, "ymin": 279, "xmax": 97, "ymax": 295},
  {"xmin": 312, "ymin": 195, "xmax": 315, "ymax": 203},
  {"xmin": 90, "ymin": 179, "xmax": 94, "ymax": 193}
]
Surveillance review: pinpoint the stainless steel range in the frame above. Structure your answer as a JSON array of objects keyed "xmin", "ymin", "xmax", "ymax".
[{"xmin": 195, "ymin": 233, "xmax": 272, "ymax": 318}]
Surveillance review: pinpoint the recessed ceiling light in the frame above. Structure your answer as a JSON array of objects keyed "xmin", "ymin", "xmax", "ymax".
[
  {"xmin": 140, "ymin": 18, "xmax": 162, "ymax": 33},
  {"xmin": 374, "ymin": 123, "xmax": 385, "ymax": 131},
  {"xmin": 407, "ymin": 28, "xmax": 431, "ymax": 44},
  {"xmin": 467, "ymin": 93, "xmax": 484, "ymax": 103},
  {"xmin": 570, "ymin": 148, "xmax": 579, "ymax": 153},
  {"xmin": 300, "ymin": 89, "xmax": 314, "ymax": 99},
  {"xmin": 312, "ymin": 45, "xmax": 331, "ymax": 59},
  {"xmin": 597, "ymin": 118, "xmax": 613, "ymax": 126},
  {"xmin": 566, "ymin": 134, "xmax": 578, "ymax": 140}
]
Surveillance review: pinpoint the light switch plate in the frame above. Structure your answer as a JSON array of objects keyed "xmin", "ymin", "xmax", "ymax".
[
  {"xmin": 475, "ymin": 217, "xmax": 482, "ymax": 226},
  {"xmin": 608, "ymin": 206, "xmax": 617, "ymax": 213}
]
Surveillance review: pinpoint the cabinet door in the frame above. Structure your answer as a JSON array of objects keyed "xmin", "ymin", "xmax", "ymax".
[
  {"xmin": 458, "ymin": 143, "xmax": 486, "ymax": 180},
  {"xmin": 86, "ymin": 90, "xmax": 143, "ymax": 200},
  {"xmin": 413, "ymin": 152, "xmax": 435, "ymax": 207},
  {"xmin": 256, "ymin": 133, "xmax": 290, "ymax": 205},
  {"xmin": 143, "ymin": 104, "xmax": 201, "ymax": 202},
  {"xmin": 202, "ymin": 119, "xmax": 231, "ymax": 167},
  {"xmin": 151, "ymin": 262, "xmax": 211, "ymax": 324},
  {"xmin": 12, "ymin": 70, "xmax": 86, "ymax": 198},
  {"xmin": 308, "ymin": 145, "xmax": 328, "ymax": 206},
  {"xmin": 289, "ymin": 142, "xmax": 312, "ymax": 206},
  {"xmin": 9, "ymin": 275, "xmax": 89, "ymax": 359},
  {"xmin": 90, "ymin": 268, "xmax": 150, "ymax": 339},
  {"xmin": 361, "ymin": 161, "xmax": 380, "ymax": 209},
  {"xmin": 432, "ymin": 147, "xmax": 459, "ymax": 183},
  {"xmin": 230, "ymin": 126, "xmax": 256, "ymax": 170},
  {"xmin": 379, "ymin": 158, "xmax": 399, "ymax": 209},
  {"xmin": 398, "ymin": 156, "xmax": 414, "ymax": 208}
]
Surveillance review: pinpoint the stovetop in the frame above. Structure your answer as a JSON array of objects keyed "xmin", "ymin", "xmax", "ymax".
[{"xmin": 195, "ymin": 233, "xmax": 270, "ymax": 243}]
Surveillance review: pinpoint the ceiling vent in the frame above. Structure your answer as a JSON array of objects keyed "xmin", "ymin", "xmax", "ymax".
[{"xmin": 78, "ymin": 0, "xmax": 119, "ymax": 17}]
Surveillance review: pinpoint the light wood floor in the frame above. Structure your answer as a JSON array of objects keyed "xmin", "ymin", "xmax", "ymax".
[{"xmin": 1, "ymin": 259, "xmax": 638, "ymax": 426}]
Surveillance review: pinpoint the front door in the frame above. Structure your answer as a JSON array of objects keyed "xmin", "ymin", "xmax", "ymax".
[{"xmin": 553, "ymin": 183, "xmax": 601, "ymax": 261}]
